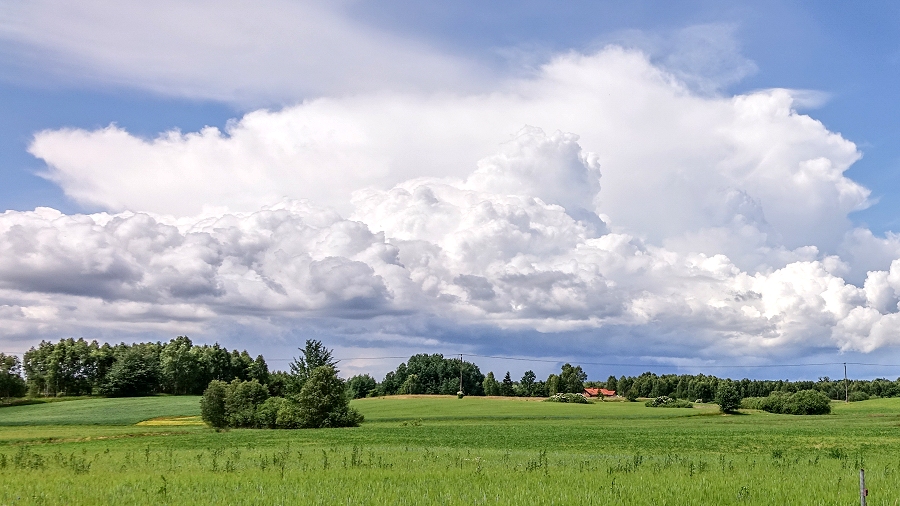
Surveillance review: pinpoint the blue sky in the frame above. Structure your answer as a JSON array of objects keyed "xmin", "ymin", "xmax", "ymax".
[
  {"xmin": 2, "ymin": 1, "xmax": 900, "ymax": 380},
  {"xmin": 3, "ymin": 1, "xmax": 900, "ymax": 230}
]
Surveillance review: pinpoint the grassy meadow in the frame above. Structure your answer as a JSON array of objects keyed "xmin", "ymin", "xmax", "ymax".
[{"xmin": 1, "ymin": 395, "xmax": 900, "ymax": 505}]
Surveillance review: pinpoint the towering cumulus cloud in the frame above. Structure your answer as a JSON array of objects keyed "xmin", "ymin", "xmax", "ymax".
[{"xmin": 10, "ymin": 48, "xmax": 900, "ymax": 365}]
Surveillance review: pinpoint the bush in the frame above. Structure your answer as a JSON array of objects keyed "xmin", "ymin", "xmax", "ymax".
[
  {"xmin": 275, "ymin": 398, "xmax": 304, "ymax": 429},
  {"xmin": 645, "ymin": 396, "xmax": 693, "ymax": 408},
  {"xmin": 544, "ymin": 393, "xmax": 590, "ymax": 404},
  {"xmin": 224, "ymin": 379, "xmax": 269, "ymax": 428},
  {"xmin": 255, "ymin": 396, "xmax": 285, "ymax": 428},
  {"xmin": 200, "ymin": 380, "xmax": 228, "ymax": 429},
  {"xmin": 740, "ymin": 390, "xmax": 830, "ymax": 415},
  {"xmin": 296, "ymin": 365, "xmax": 364, "ymax": 428},
  {"xmin": 782, "ymin": 389, "xmax": 831, "ymax": 415},
  {"xmin": 739, "ymin": 396, "xmax": 765, "ymax": 410},
  {"xmin": 848, "ymin": 391, "xmax": 870, "ymax": 402}
]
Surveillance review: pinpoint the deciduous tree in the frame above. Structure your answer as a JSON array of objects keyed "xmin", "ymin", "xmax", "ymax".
[
  {"xmin": 200, "ymin": 380, "xmax": 228, "ymax": 428},
  {"xmin": 483, "ymin": 372, "xmax": 500, "ymax": 396},
  {"xmin": 519, "ymin": 370, "xmax": 536, "ymax": 397},
  {"xmin": 715, "ymin": 380, "xmax": 741, "ymax": 413},
  {"xmin": 559, "ymin": 363, "xmax": 587, "ymax": 394}
]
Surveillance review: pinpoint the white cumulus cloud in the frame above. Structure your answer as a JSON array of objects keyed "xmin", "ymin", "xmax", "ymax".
[
  {"xmin": 30, "ymin": 48, "xmax": 868, "ymax": 259},
  {"xmin": 5, "ymin": 126, "xmax": 900, "ymax": 365},
  {"xmin": 6, "ymin": 46, "xmax": 900, "ymax": 368}
]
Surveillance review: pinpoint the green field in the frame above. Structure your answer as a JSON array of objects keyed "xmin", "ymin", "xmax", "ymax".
[{"xmin": 1, "ymin": 396, "xmax": 899, "ymax": 505}]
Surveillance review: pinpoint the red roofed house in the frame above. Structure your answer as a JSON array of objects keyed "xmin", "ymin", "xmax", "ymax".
[{"xmin": 583, "ymin": 388, "xmax": 617, "ymax": 398}]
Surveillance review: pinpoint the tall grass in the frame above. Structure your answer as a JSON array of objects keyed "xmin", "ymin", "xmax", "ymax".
[
  {"xmin": 1, "ymin": 396, "xmax": 899, "ymax": 504},
  {"xmin": 2, "ymin": 441, "xmax": 896, "ymax": 505}
]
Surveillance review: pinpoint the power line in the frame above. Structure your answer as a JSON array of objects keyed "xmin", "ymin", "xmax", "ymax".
[{"xmin": 299, "ymin": 356, "xmax": 413, "ymax": 362}]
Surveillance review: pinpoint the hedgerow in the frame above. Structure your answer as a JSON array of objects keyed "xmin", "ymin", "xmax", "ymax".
[{"xmin": 740, "ymin": 390, "xmax": 831, "ymax": 415}]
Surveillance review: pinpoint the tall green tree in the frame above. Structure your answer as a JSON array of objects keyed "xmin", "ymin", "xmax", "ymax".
[
  {"xmin": 160, "ymin": 336, "xmax": 200, "ymax": 395},
  {"xmin": 0, "ymin": 353, "xmax": 26, "ymax": 400},
  {"xmin": 200, "ymin": 380, "xmax": 228, "ymax": 429},
  {"xmin": 289, "ymin": 339, "xmax": 338, "ymax": 392},
  {"xmin": 249, "ymin": 355, "xmax": 269, "ymax": 385},
  {"xmin": 483, "ymin": 372, "xmax": 500, "ymax": 396},
  {"xmin": 100, "ymin": 344, "xmax": 161, "ymax": 397},
  {"xmin": 605, "ymin": 375, "xmax": 618, "ymax": 393},
  {"xmin": 546, "ymin": 374, "xmax": 560, "ymax": 395},
  {"xmin": 715, "ymin": 380, "xmax": 741, "ymax": 413},
  {"xmin": 23, "ymin": 338, "xmax": 99, "ymax": 396},
  {"xmin": 558, "ymin": 363, "xmax": 587, "ymax": 394},
  {"xmin": 519, "ymin": 370, "xmax": 537, "ymax": 397},
  {"xmin": 500, "ymin": 371, "xmax": 515, "ymax": 396},
  {"xmin": 398, "ymin": 373, "xmax": 422, "ymax": 394}
]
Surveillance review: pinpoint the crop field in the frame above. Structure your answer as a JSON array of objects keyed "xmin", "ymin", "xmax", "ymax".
[{"xmin": 1, "ymin": 396, "xmax": 900, "ymax": 505}]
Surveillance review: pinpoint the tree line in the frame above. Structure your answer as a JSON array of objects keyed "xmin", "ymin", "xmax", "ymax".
[
  {"xmin": 5, "ymin": 338, "xmax": 900, "ymax": 405},
  {"xmin": 346, "ymin": 362, "xmax": 900, "ymax": 403},
  {"xmin": 594, "ymin": 371, "xmax": 900, "ymax": 402},
  {"xmin": 20, "ymin": 336, "xmax": 268, "ymax": 397}
]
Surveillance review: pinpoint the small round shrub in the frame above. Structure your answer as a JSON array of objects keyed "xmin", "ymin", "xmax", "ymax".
[{"xmin": 848, "ymin": 391, "xmax": 870, "ymax": 402}]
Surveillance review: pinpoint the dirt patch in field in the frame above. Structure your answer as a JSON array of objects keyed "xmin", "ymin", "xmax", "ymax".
[{"xmin": 136, "ymin": 416, "xmax": 205, "ymax": 426}]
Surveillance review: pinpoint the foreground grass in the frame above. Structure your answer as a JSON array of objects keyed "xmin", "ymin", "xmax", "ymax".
[{"xmin": 1, "ymin": 396, "xmax": 900, "ymax": 505}]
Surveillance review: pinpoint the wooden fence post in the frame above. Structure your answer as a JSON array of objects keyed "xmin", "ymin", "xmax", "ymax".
[{"xmin": 859, "ymin": 468, "xmax": 867, "ymax": 506}]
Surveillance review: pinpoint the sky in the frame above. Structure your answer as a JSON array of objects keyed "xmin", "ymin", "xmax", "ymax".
[{"xmin": 2, "ymin": 0, "xmax": 900, "ymax": 381}]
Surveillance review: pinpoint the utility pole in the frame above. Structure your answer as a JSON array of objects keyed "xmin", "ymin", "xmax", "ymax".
[
  {"xmin": 844, "ymin": 362, "xmax": 849, "ymax": 403},
  {"xmin": 459, "ymin": 354, "xmax": 464, "ymax": 394}
]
